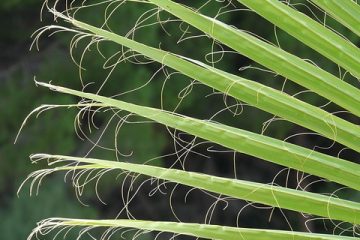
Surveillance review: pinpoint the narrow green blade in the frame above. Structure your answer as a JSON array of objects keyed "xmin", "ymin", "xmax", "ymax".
[
  {"xmin": 32, "ymin": 218, "xmax": 360, "ymax": 240},
  {"xmin": 35, "ymin": 82, "xmax": 360, "ymax": 191},
  {"xmin": 310, "ymin": 0, "xmax": 360, "ymax": 37},
  {"xmin": 147, "ymin": 0, "xmax": 360, "ymax": 117},
  {"xmin": 46, "ymin": 12, "xmax": 360, "ymax": 152},
  {"xmin": 29, "ymin": 154, "xmax": 360, "ymax": 224},
  {"xmin": 238, "ymin": 0, "xmax": 360, "ymax": 78}
]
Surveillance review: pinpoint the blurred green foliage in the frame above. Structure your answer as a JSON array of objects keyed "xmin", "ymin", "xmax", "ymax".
[
  {"xmin": 0, "ymin": 0, "xmax": 38, "ymax": 10},
  {"xmin": 1, "ymin": 177, "xmax": 97, "ymax": 240}
]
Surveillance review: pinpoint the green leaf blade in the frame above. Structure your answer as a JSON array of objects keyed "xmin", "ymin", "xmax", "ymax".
[
  {"xmin": 147, "ymin": 0, "xmax": 360, "ymax": 117},
  {"xmin": 36, "ymin": 218, "xmax": 360, "ymax": 240},
  {"xmin": 238, "ymin": 0, "xmax": 360, "ymax": 78},
  {"xmin": 33, "ymin": 154, "xmax": 360, "ymax": 225},
  {"xmin": 310, "ymin": 0, "xmax": 360, "ymax": 37},
  {"xmin": 35, "ymin": 82, "xmax": 360, "ymax": 191},
  {"xmin": 50, "ymin": 13, "xmax": 360, "ymax": 152}
]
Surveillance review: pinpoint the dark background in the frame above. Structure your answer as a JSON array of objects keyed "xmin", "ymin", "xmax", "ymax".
[{"xmin": 0, "ymin": 0, "xmax": 359, "ymax": 239}]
